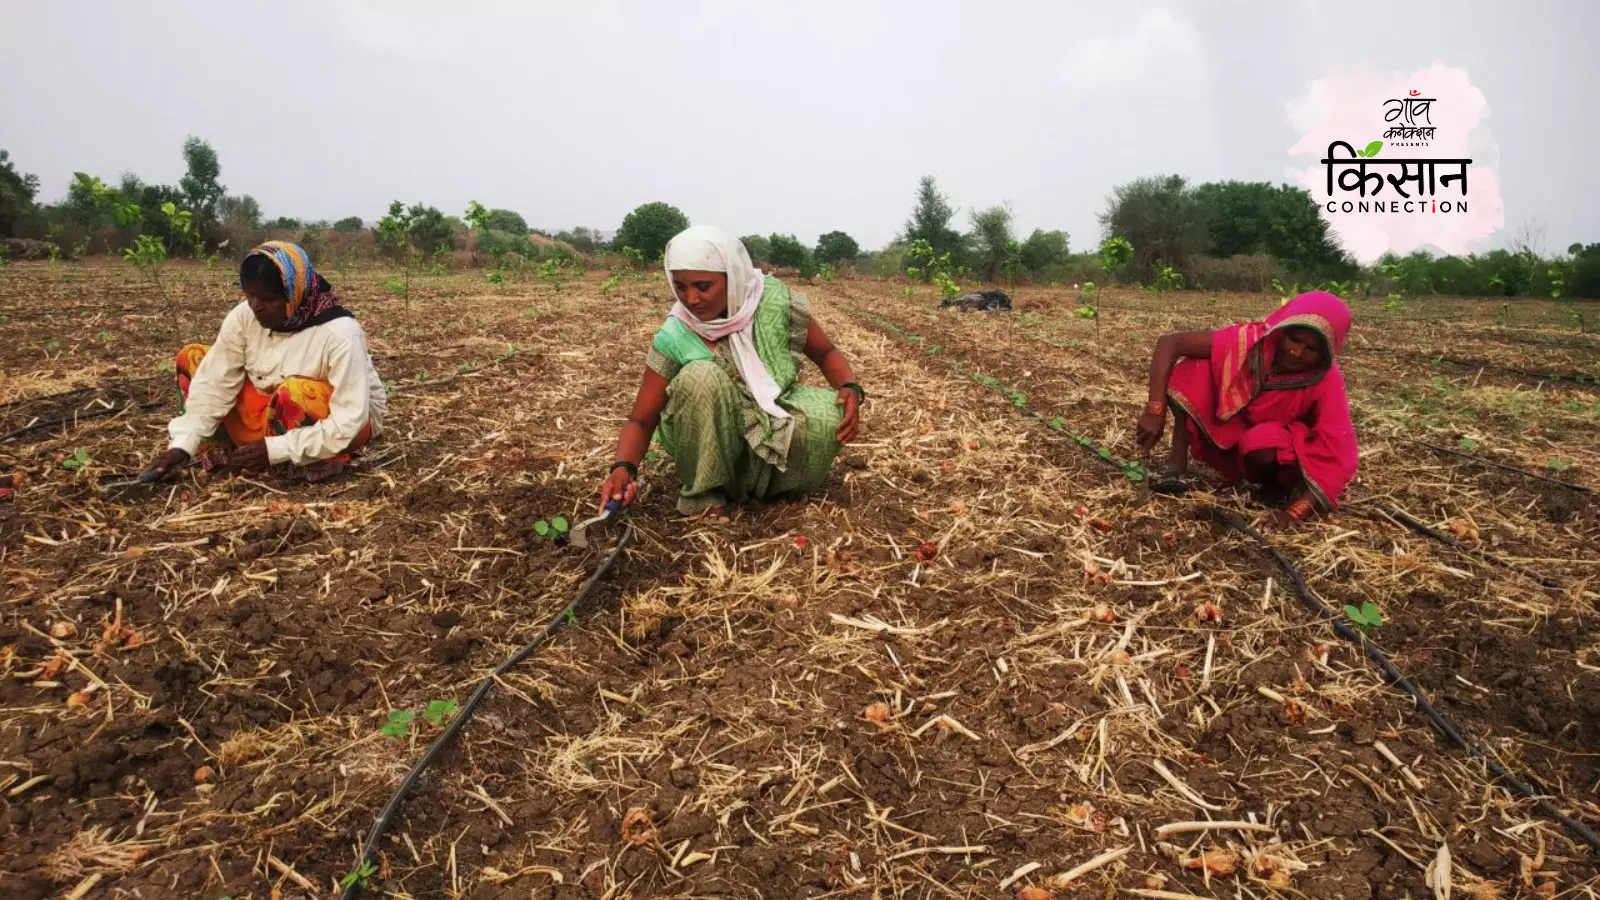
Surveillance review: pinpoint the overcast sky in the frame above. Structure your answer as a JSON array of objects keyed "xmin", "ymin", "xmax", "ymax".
[{"xmin": 3, "ymin": 0, "xmax": 1596, "ymax": 256}]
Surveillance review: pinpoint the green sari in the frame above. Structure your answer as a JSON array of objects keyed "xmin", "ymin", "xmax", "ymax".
[{"xmin": 645, "ymin": 278, "xmax": 843, "ymax": 514}]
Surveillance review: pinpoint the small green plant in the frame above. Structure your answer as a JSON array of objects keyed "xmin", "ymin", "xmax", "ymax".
[
  {"xmin": 1097, "ymin": 236, "xmax": 1133, "ymax": 281},
  {"xmin": 1458, "ymin": 437, "xmax": 1478, "ymax": 451},
  {"xmin": 539, "ymin": 258, "xmax": 568, "ymax": 291},
  {"xmin": 123, "ymin": 234, "xmax": 169, "ymax": 302},
  {"xmin": 1007, "ymin": 388, "xmax": 1027, "ymax": 409},
  {"xmin": 1076, "ymin": 281, "xmax": 1099, "ymax": 320},
  {"xmin": 381, "ymin": 709, "xmax": 416, "ymax": 738},
  {"xmin": 620, "ymin": 246, "xmax": 645, "ymax": 270},
  {"xmin": 0, "ymin": 244, "xmax": 9, "ymax": 267},
  {"xmin": 933, "ymin": 270, "xmax": 961, "ymax": 302},
  {"xmin": 423, "ymin": 698, "xmax": 459, "ymax": 727},
  {"xmin": 1344, "ymin": 601, "xmax": 1383, "ymax": 632},
  {"xmin": 599, "ymin": 273, "xmax": 622, "ymax": 294},
  {"xmin": 340, "ymin": 860, "xmax": 378, "ymax": 891},
  {"xmin": 1547, "ymin": 458, "xmax": 1573, "ymax": 473},
  {"xmin": 486, "ymin": 270, "xmax": 504, "ymax": 285},
  {"xmin": 60, "ymin": 449, "xmax": 92, "ymax": 470},
  {"xmin": 902, "ymin": 285, "xmax": 914, "ymax": 297},
  {"xmin": 533, "ymin": 516, "xmax": 570, "ymax": 540},
  {"xmin": 818, "ymin": 263, "xmax": 836, "ymax": 282},
  {"xmin": 1153, "ymin": 264, "xmax": 1185, "ymax": 292},
  {"xmin": 1381, "ymin": 292, "xmax": 1407, "ymax": 313},
  {"xmin": 377, "ymin": 201, "xmax": 418, "ymax": 309}
]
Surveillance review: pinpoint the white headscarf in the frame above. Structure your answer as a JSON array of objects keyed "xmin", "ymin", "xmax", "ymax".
[{"xmin": 663, "ymin": 226, "xmax": 790, "ymax": 425}]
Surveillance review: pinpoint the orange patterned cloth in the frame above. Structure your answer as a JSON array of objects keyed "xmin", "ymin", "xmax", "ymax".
[{"xmin": 176, "ymin": 344, "xmax": 372, "ymax": 455}]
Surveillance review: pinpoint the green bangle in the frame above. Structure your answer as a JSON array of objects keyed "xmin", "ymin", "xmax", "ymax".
[{"xmin": 842, "ymin": 382, "xmax": 866, "ymax": 402}]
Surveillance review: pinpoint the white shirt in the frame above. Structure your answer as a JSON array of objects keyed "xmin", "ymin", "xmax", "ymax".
[{"xmin": 167, "ymin": 301, "xmax": 388, "ymax": 466}]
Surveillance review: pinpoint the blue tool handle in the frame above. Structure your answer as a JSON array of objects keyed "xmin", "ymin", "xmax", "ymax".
[{"xmin": 603, "ymin": 498, "xmax": 623, "ymax": 514}]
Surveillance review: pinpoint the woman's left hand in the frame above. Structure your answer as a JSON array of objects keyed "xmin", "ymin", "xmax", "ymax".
[
  {"xmin": 1266, "ymin": 509, "xmax": 1300, "ymax": 531},
  {"xmin": 233, "ymin": 439, "xmax": 270, "ymax": 473},
  {"xmin": 835, "ymin": 389, "xmax": 861, "ymax": 444}
]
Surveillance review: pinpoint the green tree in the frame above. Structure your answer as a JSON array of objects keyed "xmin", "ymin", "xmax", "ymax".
[
  {"xmin": 741, "ymin": 234, "xmax": 772, "ymax": 264},
  {"xmin": 614, "ymin": 202, "xmax": 689, "ymax": 262},
  {"xmin": 266, "ymin": 216, "xmax": 303, "ymax": 229},
  {"xmin": 968, "ymin": 205, "xmax": 1017, "ymax": 281},
  {"xmin": 1096, "ymin": 174, "xmax": 1210, "ymax": 279},
  {"xmin": 1195, "ymin": 181, "xmax": 1351, "ymax": 277},
  {"xmin": 767, "ymin": 234, "xmax": 812, "ymax": 270},
  {"xmin": 1568, "ymin": 243, "xmax": 1600, "ymax": 299},
  {"xmin": 179, "ymin": 136, "xmax": 225, "ymax": 225},
  {"xmin": 554, "ymin": 226, "xmax": 601, "ymax": 253},
  {"xmin": 486, "ymin": 208, "xmax": 528, "ymax": 234},
  {"xmin": 1019, "ymin": 229, "xmax": 1069, "ymax": 276},
  {"xmin": 900, "ymin": 175, "xmax": 964, "ymax": 264},
  {"xmin": 813, "ymin": 231, "xmax": 860, "ymax": 265},
  {"xmin": 0, "ymin": 149, "xmax": 41, "ymax": 238},
  {"xmin": 406, "ymin": 204, "xmax": 454, "ymax": 256},
  {"xmin": 332, "ymin": 216, "xmax": 365, "ymax": 232},
  {"xmin": 218, "ymin": 194, "xmax": 262, "ymax": 231}
]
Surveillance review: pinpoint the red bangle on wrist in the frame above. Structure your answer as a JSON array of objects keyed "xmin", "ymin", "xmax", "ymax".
[
  {"xmin": 1145, "ymin": 400, "xmax": 1167, "ymax": 417},
  {"xmin": 1286, "ymin": 498, "xmax": 1316, "ymax": 521}
]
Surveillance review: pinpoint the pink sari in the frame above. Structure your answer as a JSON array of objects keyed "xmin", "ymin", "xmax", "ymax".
[{"xmin": 1167, "ymin": 291, "xmax": 1358, "ymax": 512}]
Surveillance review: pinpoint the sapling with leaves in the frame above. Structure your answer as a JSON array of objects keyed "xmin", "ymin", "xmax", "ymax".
[{"xmin": 376, "ymin": 201, "xmax": 418, "ymax": 308}]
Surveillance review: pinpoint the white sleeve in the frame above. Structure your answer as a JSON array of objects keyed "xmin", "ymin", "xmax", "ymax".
[
  {"xmin": 265, "ymin": 324, "xmax": 373, "ymax": 466},
  {"xmin": 167, "ymin": 308, "xmax": 248, "ymax": 457}
]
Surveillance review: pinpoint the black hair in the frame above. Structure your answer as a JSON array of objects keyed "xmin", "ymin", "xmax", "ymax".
[{"xmin": 239, "ymin": 254, "xmax": 287, "ymax": 300}]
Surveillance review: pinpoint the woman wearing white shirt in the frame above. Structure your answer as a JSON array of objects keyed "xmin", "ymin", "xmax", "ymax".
[{"xmin": 143, "ymin": 241, "xmax": 387, "ymax": 482}]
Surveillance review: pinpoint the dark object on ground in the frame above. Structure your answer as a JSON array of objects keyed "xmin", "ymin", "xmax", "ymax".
[
  {"xmin": 0, "ymin": 238, "xmax": 57, "ymax": 261},
  {"xmin": 941, "ymin": 290, "xmax": 1012, "ymax": 312}
]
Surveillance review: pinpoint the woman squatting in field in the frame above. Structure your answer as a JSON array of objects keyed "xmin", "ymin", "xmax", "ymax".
[
  {"xmin": 599, "ymin": 226, "xmax": 864, "ymax": 517},
  {"xmin": 143, "ymin": 241, "xmax": 388, "ymax": 483},
  {"xmin": 1135, "ymin": 290, "xmax": 1359, "ymax": 527}
]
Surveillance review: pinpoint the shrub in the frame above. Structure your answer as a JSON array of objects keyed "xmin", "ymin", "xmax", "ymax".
[
  {"xmin": 814, "ymin": 231, "xmax": 860, "ymax": 265},
  {"xmin": 614, "ymin": 202, "xmax": 689, "ymax": 262}
]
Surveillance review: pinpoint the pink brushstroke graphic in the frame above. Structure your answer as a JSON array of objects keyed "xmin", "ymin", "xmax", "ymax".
[{"xmin": 1286, "ymin": 63, "xmax": 1504, "ymax": 262}]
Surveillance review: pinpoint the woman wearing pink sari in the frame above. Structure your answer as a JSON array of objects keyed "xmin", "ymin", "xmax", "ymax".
[{"xmin": 1134, "ymin": 291, "xmax": 1359, "ymax": 526}]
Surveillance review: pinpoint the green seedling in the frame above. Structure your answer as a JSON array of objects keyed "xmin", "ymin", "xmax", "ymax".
[
  {"xmin": 533, "ymin": 517, "xmax": 570, "ymax": 539},
  {"xmin": 1458, "ymin": 437, "xmax": 1478, "ymax": 451},
  {"xmin": 60, "ymin": 449, "xmax": 92, "ymax": 470},
  {"xmin": 487, "ymin": 270, "xmax": 504, "ymax": 285},
  {"xmin": 340, "ymin": 860, "xmax": 378, "ymax": 891},
  {"xmin": 1547, "ymin": 459, "xmax": 1573, "ymax": 473},
  {"xmin": 1344, "ymin": 601, "xmax": 1383, "ymax": 632},
  {"xmin": 381, "ymin": 709, "xmax": 416, "ymax": 738},
  {"xmin": 600, "ymin": 274, "xmax": 622, "ymax": 294},
  {"xmin": 422, "ymin": 698, "xmax": 458, "ymax": 727}
]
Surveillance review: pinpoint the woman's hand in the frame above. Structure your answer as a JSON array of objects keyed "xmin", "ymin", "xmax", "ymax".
[
  {"xmin": 599, "ymin": 467, "xmax": 638, "ymax": 512},
  {"xmin": 835, "ymin": 389, "xmax": 861, "ymax": 444},
  {"xmin": 1266, "ymin": 509, "xmax": 1300, "ymax": 531},
  {"xmin": 142, "ymin": 448, "xmax": 191, "ymax": 481},
  {"xmin": 1135, "ymin": 412, "xmax": 1166, "ymax": 452},
  {"xmin": 232, "ymin": 439, "xmax": 270, "ymax": 473}
]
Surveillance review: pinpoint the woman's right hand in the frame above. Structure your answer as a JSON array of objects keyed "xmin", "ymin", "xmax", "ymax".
[
  {"xmin": 142, "ymin": 448, "xmax": 191, "ymax": 481},
  {"xmin": 1135, "ymin": 412, "xmax": 1166, "ymax": 452},
  {"xmin": 598, "ymin": 467, "xmax": 638, "ymax": 512}
]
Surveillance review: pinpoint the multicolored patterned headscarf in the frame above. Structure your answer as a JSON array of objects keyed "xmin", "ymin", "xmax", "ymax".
[{"xmin": 245, "ymin": 240, "xmax": 352, "ymax": 333}]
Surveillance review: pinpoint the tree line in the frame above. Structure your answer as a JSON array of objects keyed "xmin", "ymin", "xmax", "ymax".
[{"xmin": 2, "ymin": 141, "xmax": 1595, "ymax": 300}]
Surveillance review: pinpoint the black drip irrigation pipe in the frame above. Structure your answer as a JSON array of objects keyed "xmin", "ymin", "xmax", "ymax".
[
  {"xmin": 0, "ymin": 401, "xmax": 162, "ymax": 443},
  {"xmin": 1375, "ymin": 504, "xmax": 1567, "ymax": 591},
  {"xmin": 1399, "ymin": 437, "xmax": 1595, "ymax": 494},
  {"xmin": 1356, "ymin": 345, "xmax": 1599, "ymax": 385},
  {"xmin": 843, "ymin": 301, "xmax": 1600, "ymax": 860},
  {"xmin": 340, "ymin": 517, "xmax": 636, "ymax": 900},
  {"xmin": 1216, "ymin": 509, "xmax": 1600, "ymax": 860}
]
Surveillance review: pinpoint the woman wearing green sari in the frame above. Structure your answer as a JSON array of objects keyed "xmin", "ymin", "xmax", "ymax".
[{"xmin": 599, "ymin": 226, "xmax": 864, "ymax": 516}]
